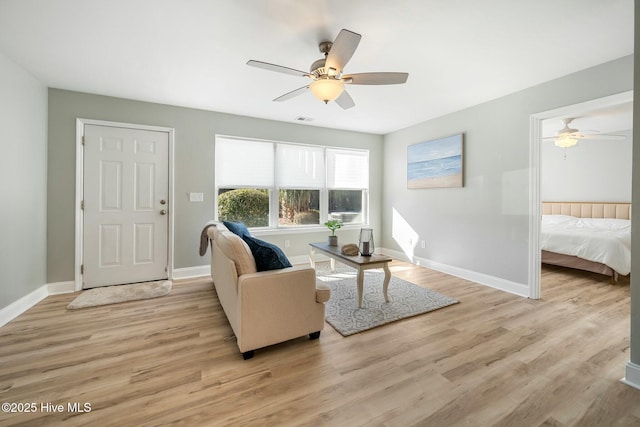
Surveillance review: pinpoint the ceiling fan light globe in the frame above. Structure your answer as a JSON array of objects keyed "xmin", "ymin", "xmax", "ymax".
[
  {"xmin": 310, "ymin": 79, "xmax": 344, "ymax": 103},
  {"xmin": 554, "ymin": 134, "xmax": 578, "ymax": 148}
]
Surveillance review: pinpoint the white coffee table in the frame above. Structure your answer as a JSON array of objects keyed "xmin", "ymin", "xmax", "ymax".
[{"xmin": 309, "ymin": 242, "xmax": 393, "ymax": 308}]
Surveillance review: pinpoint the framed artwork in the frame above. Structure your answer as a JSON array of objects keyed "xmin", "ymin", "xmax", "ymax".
[{"xmin": 407, "ymin": 133, "xmax": 464, "ymax": 189}]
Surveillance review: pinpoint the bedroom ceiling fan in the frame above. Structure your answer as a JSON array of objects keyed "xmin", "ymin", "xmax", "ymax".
[
  {"xmin": 542, "ymin": 118, "xmax": 626, "ymax": 148},
  {"xmin": 246, "ymin": 29, "xmax": 409, "ymax": 109}
]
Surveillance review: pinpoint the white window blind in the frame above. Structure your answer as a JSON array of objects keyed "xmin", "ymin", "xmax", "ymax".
[
  {"xmin": 215, "ymin": 138, "xmax": 274, "ymax": 187},
  {"xmin": 326, "ymin": 149, "xmax": 369, "ymax": 189},
  {"xmin": 276, "ymin": 144, "xmax": 324, "ymax": 188}
]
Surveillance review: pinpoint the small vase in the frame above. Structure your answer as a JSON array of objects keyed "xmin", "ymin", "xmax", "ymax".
[{"xmin": 328, "ymin": 235, "xmax": 338, "ymax": 246}]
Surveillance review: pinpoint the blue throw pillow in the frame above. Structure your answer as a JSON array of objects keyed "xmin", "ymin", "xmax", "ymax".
[
  {"xmin": 223, "ymin": 221, "xmax": 250, "ymax": 237},
  {"xmin": 242, "ymin": 235, "xmax": 292, "ymax": 272}
]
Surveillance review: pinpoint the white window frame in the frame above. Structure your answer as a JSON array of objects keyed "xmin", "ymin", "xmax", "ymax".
[{"xmin": 214, "ymin": 135, "xmax": 369, "ymax": 233}]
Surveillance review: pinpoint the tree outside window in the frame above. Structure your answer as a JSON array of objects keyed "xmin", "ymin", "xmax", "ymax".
[
  {"xmin": 279, "ymin": 189, "xmax": 320, "ymax": 226},
  {"xmin": 217, "ymin": 188, "xmax": 269, "ymax": 227}
]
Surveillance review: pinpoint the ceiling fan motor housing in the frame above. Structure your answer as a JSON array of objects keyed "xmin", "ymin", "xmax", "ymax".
[
  {"xmin": 310, "ymin": 58, "xmax": 326, "ymax": 73},
  {"xmin": 310, "ymin": 41, "xmax": 339, "ymax": 77},
  {"xmin": 310, "ymin": 58, "xmax": 339, "ymax": 78}
]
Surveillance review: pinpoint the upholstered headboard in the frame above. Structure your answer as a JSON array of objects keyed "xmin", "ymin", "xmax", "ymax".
[{"xmin": 542, "ymin": 202, "xmax": 631, "ymax": 220}]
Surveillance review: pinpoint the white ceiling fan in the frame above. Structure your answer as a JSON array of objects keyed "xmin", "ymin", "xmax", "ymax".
[
  {"xmin": 246, "ymin": 29, "xmax": 409, "ymax": 109},
  {"xmin": 542, "ymin": 118, "xmax": 625, "ymax": 148}
]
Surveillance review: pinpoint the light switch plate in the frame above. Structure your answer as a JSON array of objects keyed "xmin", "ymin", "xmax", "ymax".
[{"xmin": 189, "ymin": 192, "xmax": 204, "ymax": 202}]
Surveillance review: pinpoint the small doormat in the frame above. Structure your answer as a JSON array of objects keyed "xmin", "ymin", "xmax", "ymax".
[
  {"xmin": 316, "ymin": 266, "xmax": 458, "ymax": 336},
  {"xmin": 67, "ymin": 280, "xmax": 172, "ymax": 309}
]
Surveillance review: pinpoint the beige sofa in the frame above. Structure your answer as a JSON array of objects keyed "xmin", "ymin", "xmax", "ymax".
[{"xmin": 203, "ymin": 223, "xmax": 330, "ymax": 359}]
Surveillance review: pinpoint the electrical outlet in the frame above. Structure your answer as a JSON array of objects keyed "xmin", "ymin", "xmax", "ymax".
[
  {"xmin": 189, "ymin": 192, "xmax": 204, "ymax": 202},
  {"xmin": 421, "ymin": 240, "xmax": 426, "ymax": 249},
  {"xmin": 284, "ymin": 240, "xmax": 290, "ymax": 248}
]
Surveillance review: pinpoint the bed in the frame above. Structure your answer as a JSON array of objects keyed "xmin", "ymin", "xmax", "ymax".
[{"xmin": 540, "ymin": 202, "xmax": 632, "ymax": 283}]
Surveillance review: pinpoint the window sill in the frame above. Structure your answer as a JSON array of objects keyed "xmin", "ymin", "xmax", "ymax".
[{"xmin": 251, "ymin": 223, "xmax": 368, "ymax": 237}]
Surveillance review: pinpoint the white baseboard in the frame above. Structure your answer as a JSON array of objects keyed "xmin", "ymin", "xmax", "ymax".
[
  {"xmin": 289, "ymin": 254, "xmax": 310, "ymax": 265},
  {"xmin": 172, "ymin": 265, "xmax": 210, "ymax": 280},
  {"xmin": 290, "ymin": 253, "xmax": 329, "ymax": 265},
  {"xmin": 1, "ymin": 267, "xmax": 213, "ymax": 327},
  {"xmin": 171, "ymin": 256, "xmax": 323, "ymax": 279},
  {"xmin": 621, "ymin": 361, "xmax": 640, "ymax": 390},
  {"xmin": 0, "ymin": 285, "xmax": 49, "ymax": 328},
  {"xmin": 1, "ymin": 249, "xmax": 528, "ymax": 329},
  {"xmin": 379, "ymin": 247, "xmax": 529, "ymax": 298},
  {"xmin": 48, "ymin": 281, "xmax": 76, "ymax": 295}
]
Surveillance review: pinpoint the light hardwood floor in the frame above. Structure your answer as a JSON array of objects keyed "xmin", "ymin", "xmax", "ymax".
[{"xmin": 0, "ymin": 262, "xmax": 638, "ymax": 426}]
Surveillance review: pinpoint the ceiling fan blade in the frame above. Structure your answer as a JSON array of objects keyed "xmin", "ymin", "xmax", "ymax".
[
  {"xmin": 342, "ymin": 72, "xmax": 409, "ymax": 85},
  {"xmin": 273, "ymin": 85, "xmax": 309, "ymax": 102},
  {"xmin": 325, "ymin": 29, "xmax": 361, "ymax": 73},
  {"xmin": 247, "ymin": 60, "xmax": 310, "ymax": 78},
  {"xmin": 575, "ymin": 133, "xmax": 626, "ymax": 140},
  {"xmin": 335, "ymin": 90, "xmax": 355, "ymax": 110},
  {"xmin": 541, "ymin": 133, "xmax": 625, "ymax": 141}
]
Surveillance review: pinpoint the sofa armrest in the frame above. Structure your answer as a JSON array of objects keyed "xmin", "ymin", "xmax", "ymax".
[
  {"xmin": 315, "ymin": 282, "xmax": 330, "ymax": 303},
  {"xmin": 236, "ymin": 265, "xmax": 328, "ymax": 352}
]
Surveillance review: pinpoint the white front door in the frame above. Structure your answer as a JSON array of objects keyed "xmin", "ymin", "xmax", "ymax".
[{"xmin": 83, "ymin": 124, "xmax": 169, "ymax": 288}]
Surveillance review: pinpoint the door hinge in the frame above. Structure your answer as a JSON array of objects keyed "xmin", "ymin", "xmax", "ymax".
[
  {"xmin": 82, "ymin": 136, "xmax": 85, "ymax": 145},
  {"xmin": 81, "ymin": 200, "xmax": 84, "ymax": 210},
  {"xmin": 165, "ymin": 266, "xmax": 168, "ymax": 273},
  {"xmin": 80, "ymin": 264, "xmax": 84, "ymax": 274}
]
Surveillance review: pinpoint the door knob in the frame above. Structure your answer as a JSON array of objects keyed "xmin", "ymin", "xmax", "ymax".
[
  {"xmin": 160, "ymin": 199, "xmax": 167, "ymax": 205},
  {"xmin": 160, "ymin": 209, "xmax": 167, "ymax": 215}
]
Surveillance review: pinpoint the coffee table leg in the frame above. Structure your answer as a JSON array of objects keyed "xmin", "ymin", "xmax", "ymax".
[
  {"xmin": 357, "ymin": 268, "xmax": 364, "ymax": 308},
  {"xmin": 309, "ymin": 247, "xmax": 316, "ymax": 268},
  {"xmin": 382, "ymin": 263, "xmax": 391, "ymax": 303}
]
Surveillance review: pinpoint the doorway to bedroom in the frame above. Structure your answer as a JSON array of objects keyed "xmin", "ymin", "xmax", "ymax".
[{"xmin": 529, "ymin": 91, "xmax": 633, "ymax": 298}]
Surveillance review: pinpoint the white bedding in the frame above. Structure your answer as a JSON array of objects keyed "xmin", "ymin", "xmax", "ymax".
[{"xmin": 540, "ymin": 215, "xmax": 631, "ymax": 275}]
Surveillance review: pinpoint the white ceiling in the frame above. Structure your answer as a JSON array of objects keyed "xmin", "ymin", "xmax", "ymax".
[{"xmin": 0, "ymin": 0, "xmax": 633, "ymax": 135}]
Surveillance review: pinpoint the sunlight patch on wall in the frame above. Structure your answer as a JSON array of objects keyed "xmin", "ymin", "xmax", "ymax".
[{"xmin": 392, "ymin": 208, "xmax": 419, "ymax": 261}]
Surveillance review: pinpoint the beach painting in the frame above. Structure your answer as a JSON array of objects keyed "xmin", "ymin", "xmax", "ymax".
[{"xmin": 407, "ymin": 133, "xmax": 463, "ymax": 189}]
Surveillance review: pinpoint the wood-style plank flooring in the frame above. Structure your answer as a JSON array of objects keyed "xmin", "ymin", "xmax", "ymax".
[{"xmin": 0, "ymin": 262, "xmax": 638, "ymax": 426}]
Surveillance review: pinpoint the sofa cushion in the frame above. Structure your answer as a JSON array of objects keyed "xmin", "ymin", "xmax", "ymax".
[
  {"xmin": 217, "ymin": 230, "xmax": 257, "ymax": 276},
  {"xmin": 223, "ymin": 221, "xmax": 250, "ymax": 237},
  {"xmin": 242, "ymin": 235, "xmax": 292, "ymax": 272}
]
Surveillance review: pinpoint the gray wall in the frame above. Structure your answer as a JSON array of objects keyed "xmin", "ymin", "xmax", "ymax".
[
  {"xmin": 541, "ymin": 130, "xmax": 633, "ymax": 202},
  {"xmin": 47, "ymin": 89, "xmax": 382, "ymax": 282},
  {"xmin": 382, "ymin": 55, "xmax": 633, "ymax": 286},
  {"xmin": 0, "ymin": 52, "xmax": 48, "ymax": 309}
]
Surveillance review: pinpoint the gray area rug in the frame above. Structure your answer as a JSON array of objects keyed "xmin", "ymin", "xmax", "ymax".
[
  {"xmin": 67, "ymin": 280, "xmax": 172, "ymax": 309},
  {"xmin": 317, "ymin": 266, "xmax": 459, "ymax": 336}
]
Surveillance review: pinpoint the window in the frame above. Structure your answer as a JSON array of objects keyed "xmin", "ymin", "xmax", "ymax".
[
  {"xmin": 326, "ymin": 149, "xmax": 368, "ymax": 224},
  {"xmin": 276, "ymin": 143, "xmax": 323, "ymax": 227},
  {"xmin": 215, "ymin": 136, "xmax": 369, "ymax": 230},
  {"xmin": 215, "ymin": 139, "xmax": 273, "ymax": 227}
]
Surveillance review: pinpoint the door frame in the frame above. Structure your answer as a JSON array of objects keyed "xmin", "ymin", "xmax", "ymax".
[
  {"xmin": 74, "ymin": 118, "xmax": 175, "ymax": 292},
  {"xmin": 528, "ymin": 90, "xmax": 633, "ymax": 299}
]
